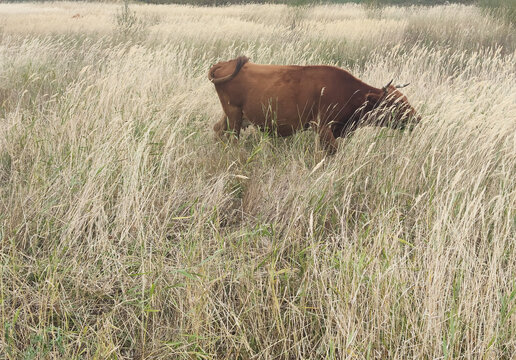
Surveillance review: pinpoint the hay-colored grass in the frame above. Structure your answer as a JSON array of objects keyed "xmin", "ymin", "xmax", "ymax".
[{"xmin": 0, "ymin": 2, "xmax": 515, "ymax": 359}]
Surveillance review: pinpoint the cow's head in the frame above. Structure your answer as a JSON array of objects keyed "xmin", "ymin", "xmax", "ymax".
[{"xmin": 366, "ymin": 80, "xmax": 421, "ymax": 130}]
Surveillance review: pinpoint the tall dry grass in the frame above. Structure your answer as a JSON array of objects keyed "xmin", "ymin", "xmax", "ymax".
[{"xmin": 0, "ymin": 2, "xmax": 515, "ymax": 359}]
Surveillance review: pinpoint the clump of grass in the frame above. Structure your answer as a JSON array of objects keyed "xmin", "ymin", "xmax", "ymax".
[
  {"xmin": 115, "ymin": 0, "xmax": 147, "ymax": 40},
  {"xmin": 477, "ymin": 0, "xmax": 516, "ymax": 26}
]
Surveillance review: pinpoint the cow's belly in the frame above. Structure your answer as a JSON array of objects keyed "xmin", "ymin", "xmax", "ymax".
[{"xmin": 242, "ymin": 96, "xmax": 314, "ymax": 136}]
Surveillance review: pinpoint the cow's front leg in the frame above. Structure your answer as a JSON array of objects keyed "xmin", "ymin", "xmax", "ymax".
[{"xmin": 314, "ymin": 123, "xmax": 338, "ymax": 154}]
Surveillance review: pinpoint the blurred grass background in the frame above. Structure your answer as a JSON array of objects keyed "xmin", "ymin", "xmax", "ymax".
[{"xmin": 0, "ymin": 1, "xmax": 515, "ymax": 359}]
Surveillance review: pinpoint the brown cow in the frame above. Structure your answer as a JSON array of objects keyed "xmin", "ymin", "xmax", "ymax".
[{"xmin": 209, "ymin": 56, "xmax": 419, "ymax": 153}]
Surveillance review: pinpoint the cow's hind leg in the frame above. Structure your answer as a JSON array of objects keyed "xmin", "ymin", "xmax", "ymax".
[
  {"xmin": 213, "ymin": 113, "xmax": 228, "ymax": 138},
  {"xmin": 214, "ymin": 105, "xmax": 244, "ymax": 140}
]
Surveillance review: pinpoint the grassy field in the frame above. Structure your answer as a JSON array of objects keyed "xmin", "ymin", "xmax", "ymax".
[{"xmin": 0, "ymin": 2, "xmax": 515, "ymax": 359}]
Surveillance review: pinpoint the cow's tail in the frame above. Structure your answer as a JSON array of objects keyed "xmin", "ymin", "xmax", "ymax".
[{"xmin": 208, "ymin": 56, "xmax": 249, "ymax": 85}]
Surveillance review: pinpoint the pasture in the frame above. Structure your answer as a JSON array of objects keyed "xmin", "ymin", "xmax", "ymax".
[{"xmin": 0, "ymin": 1, "xmax": 515, "ymax": 358}]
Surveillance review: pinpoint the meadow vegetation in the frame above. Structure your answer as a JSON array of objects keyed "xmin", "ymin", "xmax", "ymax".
[{"xmin": 0, "ymin": 1, "xmax": 515, "ymax": 358}]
